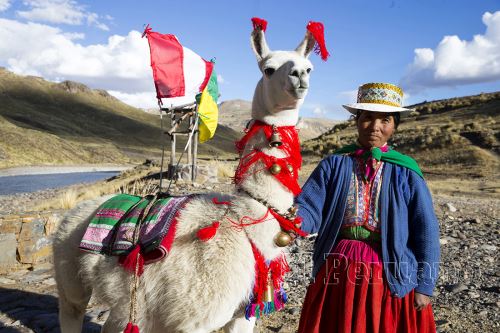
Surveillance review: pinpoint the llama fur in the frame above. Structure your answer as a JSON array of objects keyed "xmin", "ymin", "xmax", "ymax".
[{"xmin": 54, "ymin": 21, "xmax": 318, "ymax": 333}]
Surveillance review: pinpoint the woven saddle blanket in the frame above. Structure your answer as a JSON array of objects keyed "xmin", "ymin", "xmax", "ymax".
[{"xmin": 79, "ymin": 193, "xmax": 191, "ymax": 264}]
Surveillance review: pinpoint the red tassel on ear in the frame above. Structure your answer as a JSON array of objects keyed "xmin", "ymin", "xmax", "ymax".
[
  {"xmin": 307, "ymin": 21, "xmax": 330, "ymax": 61},
  {"xmin": 119, "ymin": 245, "xmax": 145, "ymax": 276},
  {"xmin": 197, "ymin": 222, "xmax": 220, "ymax": 241},
  {"xmin": 123, "ymin": 322, "xmax": 140, "ymax": 333},
  {"xmin": 251, "ymin": 17, "xmax": 268, "ymax": 32}
]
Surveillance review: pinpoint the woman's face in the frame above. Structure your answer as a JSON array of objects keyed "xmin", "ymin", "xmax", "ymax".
[{"xmin": 356, "ymin": 111, "xmax": 396, "ymax": 148}]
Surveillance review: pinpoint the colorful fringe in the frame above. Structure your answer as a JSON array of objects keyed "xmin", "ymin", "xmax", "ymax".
[
  {"xmin": 245, "ymin": 241, "xmax": 290, "ymax": 319},
  {"xmin": 245, "ymin": 286, "xmax": 288, "ymax": 319}
]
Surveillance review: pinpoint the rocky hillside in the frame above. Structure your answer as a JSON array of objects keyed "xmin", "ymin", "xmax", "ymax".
[
  {"xmin": 0, "ymin": 68, "xmax": 240, "ymax": 168},
  {"xmin": 218, "ymin": 99, "xmax": 338, "ymax": 141},
  {"xmin": 303, "ymin": 91, "xmax": 500, "ymax": 181}
]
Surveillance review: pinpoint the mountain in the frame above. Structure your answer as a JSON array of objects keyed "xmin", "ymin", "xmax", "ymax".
[
  {"xmin": 302, "ymin": 91, "xmax": 500, "ymax": 178},
  {"xmin": 218, "ymin": 99, "xmax": 338, "ymax": 141},
  {"xmin": 0, "ymin": 68, "xmax": 240, "ymax": 168}
]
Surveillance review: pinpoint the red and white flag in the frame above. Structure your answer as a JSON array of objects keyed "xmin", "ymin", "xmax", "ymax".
[{"xmin": 143, "ymin": 25, "xmax": 214, "ymax": 102}]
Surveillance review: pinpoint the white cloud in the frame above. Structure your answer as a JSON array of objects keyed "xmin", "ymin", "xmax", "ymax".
[
  {"xmin": 0, "ymin": 0, "xmax": 12, "ymax": 11},
  {"xmin": 0, "ymin": 18, "xmax": 152, "ymax": 93},
  {"xmin": 401, "ymin": 11, "xmax": 500, "ymax": 93},
  {"xmin": 108, "ymin": 91, "xmax": 158, "ymax": 109},
  {"xmin": 217, "ymin": 74, "xmax": 225, "ymax": 84},
  {"xmin": 312, "ymin": 106, "xmax": 326, "ymax": 115},
  {"xmin": 17, "ymin": 0, "xmax": 109, "ymax": 30}
]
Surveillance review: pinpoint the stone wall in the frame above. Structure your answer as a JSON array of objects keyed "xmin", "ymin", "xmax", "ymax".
[{"xmin": 0, "ymin": 211, "xmax": 63, "ymax": 273}]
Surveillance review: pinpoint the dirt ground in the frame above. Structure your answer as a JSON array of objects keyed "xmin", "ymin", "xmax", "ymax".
[{"xmin": 0, "ymin": 163, "xmax": 498, "ymax": 332}]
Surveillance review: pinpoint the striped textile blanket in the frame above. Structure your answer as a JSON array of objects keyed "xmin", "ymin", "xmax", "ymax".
[{"xmin": 79, "ymin": 193, "xmax": 191, "ymax": 264}]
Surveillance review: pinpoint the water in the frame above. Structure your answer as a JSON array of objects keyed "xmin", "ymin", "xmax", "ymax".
[{"xmin": 0, "ymin": 171, "xmax": 120, "ymax": 195}]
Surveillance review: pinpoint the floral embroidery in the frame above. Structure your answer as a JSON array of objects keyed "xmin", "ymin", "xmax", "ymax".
[
  {"xmin": 342, "ymin": 158, "xmax": 384, "ymax": 232},
  {"xmin": 356, "ymin": 82, "xmax": 403, "ymax": 108}
]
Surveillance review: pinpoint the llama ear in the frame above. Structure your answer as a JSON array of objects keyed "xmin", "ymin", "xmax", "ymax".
[
  {"xmin": 251, "ymin": 29, "xmax": 270, "ymax": 62},
  {"xmin": 250, "ymin": 18, "xmax": 270, "ymax": 61},
  {"xmin": 295, "ymin": 31, "xmax": 316, "ymax": 58}
]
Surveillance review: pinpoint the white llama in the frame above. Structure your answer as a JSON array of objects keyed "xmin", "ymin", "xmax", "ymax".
[{"xmin": 53, "ymin": 19, "xmax": 327, "ymax": 333}]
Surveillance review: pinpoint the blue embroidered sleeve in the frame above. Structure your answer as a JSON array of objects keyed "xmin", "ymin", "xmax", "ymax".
[
  {"xmin": 296, "ymin": 161, "xmax": 330, "ymax": 234},
  {"xmin": 408, "ymin": 171, "xmax": 441, "ymax": 296}
]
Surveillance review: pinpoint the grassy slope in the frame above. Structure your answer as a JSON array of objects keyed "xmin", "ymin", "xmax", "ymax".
[
  {"xmin": 302, "ymin": 92, "xmax": 500, "ymax": 180},
  {"xmin": 0, "ymin": 69, "xmax": 239, "ymax": 168}
]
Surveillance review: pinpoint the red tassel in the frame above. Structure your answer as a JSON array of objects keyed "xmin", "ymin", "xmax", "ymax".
[
  {"xmin": 197, "ymin": 222, "xmax": 220, "ymax": 242},
  {"xmin": 119, "ymin": 245, "xmax": 144, "ymax": 276},
  {"xmin": 307, "ymin": 21, "xmax": 330, "ymax": 61},
  {"xmin": 251, "ymin": 17, "xmax": 268, "ymax": 32},
  {"xmin": 123, "ymin": 322, "xmax": 140, "ymax": 333}
]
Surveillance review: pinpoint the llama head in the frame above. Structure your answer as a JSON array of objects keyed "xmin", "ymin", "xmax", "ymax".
[{"xmin": 250, "ymin": 19, "xmax": 327, "ymax": 126}]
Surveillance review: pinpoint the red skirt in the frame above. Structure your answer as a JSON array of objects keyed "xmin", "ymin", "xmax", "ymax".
[{"xmin": 298, "ymin": 239, "xmax": 436, "ymax": 333}]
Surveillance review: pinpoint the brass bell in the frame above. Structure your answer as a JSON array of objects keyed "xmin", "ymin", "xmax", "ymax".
[
  {"xmin": 274, "ymin": 231, "xmax": 293, "ymax": 247},
  {"xmin": 263, "ymin": 279, "xmax": 274, "ymax": 302},
  {"xmin": 269, "ymin": 164, "xmax": 282, "ymax": 175},
  {"xmin": 269, "ymin": 126, "xmax": 283, "ymax": 147}
]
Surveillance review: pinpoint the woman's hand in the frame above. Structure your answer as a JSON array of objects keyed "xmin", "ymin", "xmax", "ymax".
[{"xmin": 414, "ymin": 292, "xmax": 431, "ymax": 311}]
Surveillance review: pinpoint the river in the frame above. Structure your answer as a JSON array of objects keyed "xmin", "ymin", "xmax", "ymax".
[{"xmin": 0, "ymin": 171, "xmax": 121, "ymax": 195}]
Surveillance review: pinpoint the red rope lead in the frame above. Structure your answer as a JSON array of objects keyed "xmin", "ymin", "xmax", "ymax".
[
  {"xmin": 251, "ymin": 17, "xmax": 268, "ymax": 32},
  {"xmin": 268, "ymin": 209, "xmax": 307, "ymax": 237},
  {"xmin": 307, "ymin": 21, "xmax": 330, "ymax": 61}
]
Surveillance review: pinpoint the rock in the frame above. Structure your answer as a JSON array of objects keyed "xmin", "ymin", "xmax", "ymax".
[
  {"xmin": 480, "ymin": 244, "xmax": 497, "ymax": 252},
  {"xmin": 445, "ymin": 203, "xmax": 457, "ymax": 212},
  {"xmin": 447, "ymin": 215, "xmax": 455, "ymax": 220},
  {"xmin": 42, "ymin": 277, "xmax": 57, "ymax": 286},
  {"xmin": 439, "ymin": 238, "xmax": 448, "ymax": 245},
  {"xmin": 0, "ymin": 216, "xmax": 22, "ymax": 235},
  {"xmin": 445, "ymin": 283, "xmax": 468, "ymax": 293},
  {"xmin": 0, "ymin": 233, "xmax": 18, "ymax": 271},
  {"xmin": 17, "ymin": 218, "xmax": 53, "ymax": 264},
  {"xmin": 0, "ymin": 277, "xmax": 16, "ymax": 285},
  {"xmin": 468, "ymin": 291, "xmax": 480, "ymax": 299}
]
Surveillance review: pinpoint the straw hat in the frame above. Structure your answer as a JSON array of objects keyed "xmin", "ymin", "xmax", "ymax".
[{"xmin": 343, "ymin": 82, "xmax": 412, "ymax": 114}]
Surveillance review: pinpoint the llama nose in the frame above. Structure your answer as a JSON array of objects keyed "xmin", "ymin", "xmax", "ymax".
[{"xmin": 289, "ymin": 70, "xmax": 309, "ymax": 88}]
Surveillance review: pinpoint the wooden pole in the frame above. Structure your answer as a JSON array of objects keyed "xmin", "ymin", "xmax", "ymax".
[{"xmin": 192, "ymin": 111, "xmax": 199, "ymax": 182}]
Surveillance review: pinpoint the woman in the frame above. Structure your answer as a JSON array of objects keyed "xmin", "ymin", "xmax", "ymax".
[{"xmin": 296, "ymin": 83, "xmax": 440, "ymax": 333}]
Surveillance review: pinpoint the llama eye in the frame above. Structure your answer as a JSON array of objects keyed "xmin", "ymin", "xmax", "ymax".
[
  {"xmin": 264, "ymin": 68, "xmax": 275, "ymax": 76},
  {"xmin": 306, "ymin": 68, "xmax": 311, "ymax": 74}
]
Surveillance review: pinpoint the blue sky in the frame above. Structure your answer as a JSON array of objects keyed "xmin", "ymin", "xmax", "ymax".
[{"xmin": 0, "ymin": 0, "xmax": 499, "ymax": 120}]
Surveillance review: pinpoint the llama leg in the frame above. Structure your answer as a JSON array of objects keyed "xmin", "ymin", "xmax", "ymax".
[
  {"xmin": 223, "ymin": 315, "xmax": 256, "ymax": 333},
  {"xmin": 101, "ymin": 304, "xmax": 130, "ymax": 333},
  {"xmin": 58, "ymin": 287, "xmax": 91, "ymax": 333}
]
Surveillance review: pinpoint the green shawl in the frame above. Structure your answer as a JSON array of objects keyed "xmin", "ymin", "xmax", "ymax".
[{"xmin": 333, "ymin": 144, "xmax": 423, "ymax": 178}]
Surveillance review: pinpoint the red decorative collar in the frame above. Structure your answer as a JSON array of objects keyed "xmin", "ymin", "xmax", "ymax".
[{"xmin": 234, "ymin": 120, "xmax": 302, "ymax": 196}]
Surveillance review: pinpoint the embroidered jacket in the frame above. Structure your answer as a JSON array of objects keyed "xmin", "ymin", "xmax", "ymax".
[{"xmin": 296, "ymin": 154, "xmax": 440, "ymax": 297}]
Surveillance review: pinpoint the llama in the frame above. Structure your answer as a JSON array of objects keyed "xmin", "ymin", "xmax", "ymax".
[{"xmin": 53, "ymin": 18, "xmax": 328, "ymax": 333}]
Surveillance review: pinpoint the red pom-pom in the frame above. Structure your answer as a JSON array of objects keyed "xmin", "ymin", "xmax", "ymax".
[
  {"xmin": 124, "ymin": 322, "xmax": 140, "ymax": 333},
  {"xmin": 307, "ymin": 21, "xmax": 330, "ymax": 61},
  {"xmin": 197, "ymin": 222, "xmax": 221, "ymax": 242},
  {"xmin": 251, "ymin": 17, "xmax": 268, "ymax": 32}
]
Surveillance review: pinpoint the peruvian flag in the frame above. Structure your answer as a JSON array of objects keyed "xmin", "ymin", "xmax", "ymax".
[{"xmin": 143, "ymin": 25, "xmax": 214, "ymax": 102}]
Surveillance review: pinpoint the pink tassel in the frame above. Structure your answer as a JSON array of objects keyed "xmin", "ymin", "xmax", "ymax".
[
  {"xmin": 123, "ymin": 322, "xmax": 140, "ymax": 333},
  {"xmin": 119, "ymin": 245, "xmax": 144, "ymax": 276},
  {"xmin": 251, "ymin": 17, "xmax": 268, "ymax": 32},
  {"xmin": 307, "ymin": 21, "xmax": 330, "ymax": 61},
  {"xmin": 197, "ymin": 222, "xmax": 220, "ymax": 242}
]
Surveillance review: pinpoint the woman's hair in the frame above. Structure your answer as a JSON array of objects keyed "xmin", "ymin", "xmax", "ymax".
[{"xmin": 355, "ymin": 110, "xmax": 400, "ymax": 129}]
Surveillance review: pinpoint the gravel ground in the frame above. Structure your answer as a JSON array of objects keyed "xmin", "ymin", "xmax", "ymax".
[{"xmin": 0, "ymin": 179, "xmax": 498, "ymax": 332}]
